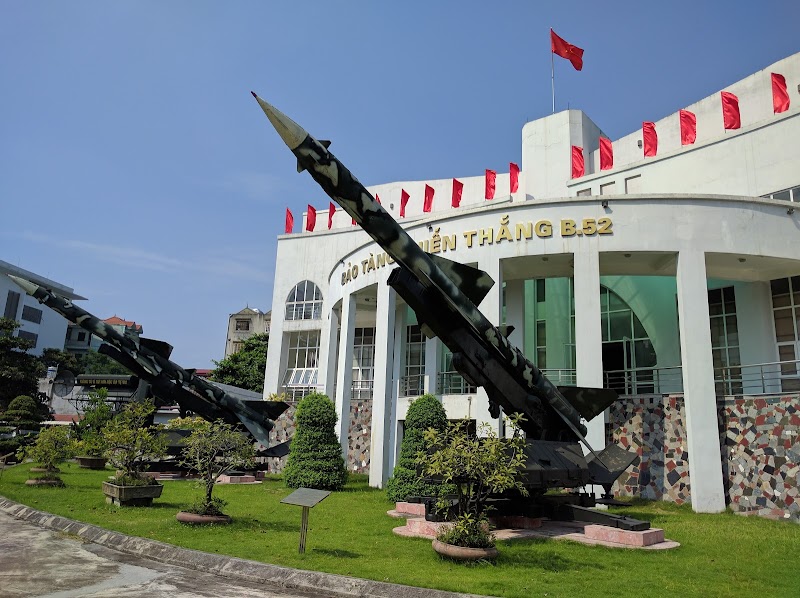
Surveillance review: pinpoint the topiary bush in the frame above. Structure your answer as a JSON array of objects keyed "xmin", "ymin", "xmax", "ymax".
[
  {"xmin": 4, "ymin": 395, "xmax": 45, "ymax": 431},
  {"xmin": 386, "ymin": 394, "xmax": 449, "ymax": 502},
  {"xmin": 283, "ymin": 393, "xmax": 347, "ymax": 490}
]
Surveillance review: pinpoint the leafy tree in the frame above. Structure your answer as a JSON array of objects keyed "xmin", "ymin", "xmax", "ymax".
[
  {"xmin": 179, "ymin": 419, "xmax": 255, "ymax": 516},
  {"xmin": 3, "ymin": 395, "xmax": 45, "ymax": 430},
  {"xmin": 39, "ymin": 348, "xmax": 82, "ymax": 375},
  {"xmin": 20, "ymin": 426, "xmax": 77, "ymax": 482},
  {"xmin": 386, "ymin": 394, "xmax": 449, "ymax": 502},
  {"xmin": 101, "ymin": 400, "xmax": 167, "ymax": 486},
  {"xmin": 74, "ymin": 388, "xmax": 114, "ymax": 457},
  {"xmin": 211, "ymin": 333, "xmax": 268, "ymax": 393},
  {"xmin": 0, "ymin": 318, "xmax": 45, "ymax": 410},
  {"xmin": 284, "ymin": 393, "xmax": 347, "ymax": 490},
  {"xmin": 79, "ymin": 350, "xmax": 132, "ymax": 375}
]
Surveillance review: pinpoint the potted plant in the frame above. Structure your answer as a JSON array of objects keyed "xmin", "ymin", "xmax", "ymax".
[
  {"xmin": 418, "ymin": 415, "xmax": 528, "ymax": 561},
  {"xmin": 74, "ymin": 388, "xmax": 114, "ymax": 469},
  {"xmin": 101, "ymin": 400, "xmax": 167, "ymax": 506},
  {"xmin": 20, "ymin": 426, "xmax": 77, "ymax": 487},
  {"xmin": 175, "ymin": 418, "xmax": 256, "ymax": 524}
]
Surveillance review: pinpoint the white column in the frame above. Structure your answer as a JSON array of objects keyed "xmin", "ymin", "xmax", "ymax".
[
  {"xmin": 334, "ymin": 294, "xmax": 356, "ymax": 461},
  {"xmin": 476, "ymin": 257, "xmax": 503, "ymax": 435},
  {"xmin": 676, "ymin": 251, "xmax": 726, "ymax": 513},
  {"xmin": 320, "ymin": 304, "xmax": 339, "ymax": 399},
  {"xmin": 369, "ymin": 285, "xmax": 397, "ymax": 488},
  {"xmin": 573, "ymin": 246, "xmax": 605, "ymax": 451},
  {"xmin": 424, "ymin": 336, "xmax": 439, "ymax": 395},
  {"xmin": 389, "ymin": 306, "xmax": 407, "ymax": 473}
]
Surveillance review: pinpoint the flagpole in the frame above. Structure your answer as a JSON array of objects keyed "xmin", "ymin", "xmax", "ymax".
[{"xmin": 551, "ymin": 50, "xmax": 555, "ymax": 114}]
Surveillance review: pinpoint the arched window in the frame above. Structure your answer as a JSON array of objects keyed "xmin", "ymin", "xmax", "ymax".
[{"xmin": 285, "ymin": 281, "xmax": 323, "ymax": 320}]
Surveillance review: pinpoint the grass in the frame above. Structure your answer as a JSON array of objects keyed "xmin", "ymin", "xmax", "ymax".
[{"xmin": 1, "ymin": 462, "xmax": 799, "ymax": 597}]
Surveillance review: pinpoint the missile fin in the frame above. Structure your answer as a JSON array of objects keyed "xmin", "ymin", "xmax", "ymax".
[
  {"xmin": 557, "ymin": 386, "xmax": 619, "ymax": 421},
  {"xmin": 258, "ymin": 440, "xmax": 290, "ymax": 458},
  {"xmin": 428, "ymin": 254, "xmax": 495, "ymax": 306},
  {"xmin": 242, "ymin": 399, "xmax": 290, "ymax": 421},
  {"xmin": 236, "ymin": 413, "xmax": 271, "ymax": 447},
  {"xmin": 139, "ymin": 337, "xmax": 174, "ymax": 359},
  {"xmin": 499, "ymin": 325, "xmax": 515, "ymax": 338},
  {"xmin": 318, "ymin": 139, "xmax": 331, "ymax": 149},
  {"xmin": 297, "ymin": 160, "xmax": 306, "ymax": 173}
]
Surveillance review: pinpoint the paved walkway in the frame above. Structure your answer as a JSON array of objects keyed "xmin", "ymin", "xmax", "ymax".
[{"xmin": 0, "ymin": 499, "xmax": 484, "ymax": 598}]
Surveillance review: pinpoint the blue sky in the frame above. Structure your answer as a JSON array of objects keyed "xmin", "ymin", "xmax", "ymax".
[{"xmin": 1, "ymin": 2, "xmax": 797, "ymax": 368}]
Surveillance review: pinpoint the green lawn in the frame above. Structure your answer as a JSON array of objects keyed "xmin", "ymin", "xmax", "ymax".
[{"xmin": 1, "ymin": 463, "xmax": 798, "ymax": 597}]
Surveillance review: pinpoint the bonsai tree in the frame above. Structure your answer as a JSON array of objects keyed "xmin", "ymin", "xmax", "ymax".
[
  {"xmin": 101, "ymin": 400, "xmax": 167, "ymax": 486},
  {"xmin": 284, "ymin": 392, "xmax": 347, "ymax": 490},
  {"xmin": 4, "ymin": 395, "xmax": 45, "ymax": 432},
  {"xmin": 74, "ymin": 388, "xmax": 114, "ymax": 458},
  {"xmin": 178, "ymin": 419, "xmax": 256, "ymax": 518},
  {"xmin": 418, "ymin": 415, "xmax": 528, "ymax": 549},
  {"xmin": 386, "ymin": 394, "xmax": 449, "ymax": 502},
  {"xmin": 20, "ymin": 426, "xmax": 77, "ymax": 486}
]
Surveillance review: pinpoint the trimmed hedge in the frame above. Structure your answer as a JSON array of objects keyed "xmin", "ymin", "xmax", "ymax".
[
  {"xmin": 283, "ymin": 393, "xmax": 347, "ymax": 490},
  {"xmin": 386, "ymin": 394, "xmax": 448, "ymax": 502}
]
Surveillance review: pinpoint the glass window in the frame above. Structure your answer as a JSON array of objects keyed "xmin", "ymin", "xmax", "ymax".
[
  {"xmin": 600, "ymin": 182, "xmax": 616, "ymax": 195},
  {"xmin": 708, "ymin": 286, "xmax": 741, "ymax": 395},
  {"xmin": 281, "ymin": 330, "xmax": 321, "ymax": 400},
  {"xmin": 773, "ymin": 189, "xmax": 791, "ymax": 201},
  {"xmin": 21, "ymin": 306, "xmax": 42, "ymax": 324},
  {"xmin": 576, "ymin": 188, "xmax": 591, "ymax": 197},
  {"xmin": 17, "ymin": 330, "xmax": 38, "ymax": 347},
  {"xmin": 285, "ymin": 281, "xmax": 323, "ymax": 321},
  {"xmin": 235, "ymin": 319, "xmax": 250, "ymax": 331},
  {"xmin": 401, "ymin": 325, "xmax": 426, "ymax": 397}
]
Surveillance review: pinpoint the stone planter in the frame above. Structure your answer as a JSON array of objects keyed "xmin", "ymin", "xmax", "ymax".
[
  {"xmin": 102, "ymin": 481, "xmax": 163, "ymax": 506},
  {"xmin": 432, "ymin": 539, "xmax": 498, "ymax": 562},
  {"xmin": 30, "ymin": 467, "xmax": 60, "ymax": 473},
  {"xmin": 76, "ymin": 456, "xmax": 108, "ymax": 470},
  {"xmin": 176, "ymin": 511, "xmax": 232, "ymax": 525}
]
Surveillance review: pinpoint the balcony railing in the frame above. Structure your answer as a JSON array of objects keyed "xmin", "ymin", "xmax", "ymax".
[
  {"xmin": 399, "ymin": 374, "xmax": 425, "ymax": 397},
  {"xmin": 437, "ymin": 371, "xmax": 477, "ymax": 395}
]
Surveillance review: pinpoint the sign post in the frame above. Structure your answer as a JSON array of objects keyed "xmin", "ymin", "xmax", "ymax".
[{"xmin": 280, "ymin": 487, "xmax": 331, "ymax": 554}]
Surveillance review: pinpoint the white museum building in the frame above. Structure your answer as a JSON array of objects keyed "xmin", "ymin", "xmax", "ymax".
[{"xmin": 262, "ymin": 53, "xmax": 800, "ymax": 521}]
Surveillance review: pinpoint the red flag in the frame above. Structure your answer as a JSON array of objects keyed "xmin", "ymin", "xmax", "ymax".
[
  {"xmin": 423, "ymin": 184, "xmax": 434, "ymax": 213},
  {"xmin": 509, "ymin": 162, "xmax": 520, "ymax": 193},
  {"xmin": 550, "ymin": 29, "xmax": 583, "ymax": 71},
  {"xmin": 721, "ymin": 91, "xmax": 741, "ymax": 130},
  {"xmin": 642, "ymin": 121, "xmax": 658, "ymax": 157},
  {"xmin": 375, "ymin": 193, "xmax": 381, "ymax": 204},
  {"xmin": 306, "ymin": 205, "xmax": 316, "ymax": 232},
  {"xmin": 679, "ymin": 110, "xmax": 696, "ymax": 145},
  {"xmin": 772, "ymin": 73, "xmax": 790, "ymax": 114},
  {"xmin": 599, "ymin": 137, "xmax": 613, "ymax": 171},
  {"xmin": 285, "ymin": 208, "xmax": 294, "ymax": 234},
  {"xmin": 452, "ymin": 178, "xmax": 463, "ymax": 208},
  {"xmin": 352, "ymin": 218, "xmax": 356, "ymax": 226},
  {"xmin": 571, "ymin": 146, "xmax": 584, "ymax": 178},
  {"xmin": 400, "ymin": 189, "xmax": 410, "ymax": 217},
  {"xmin": 485, "ymin": 169, "xmax": 496, "ymax": 200},
  {"xmin": 328, "ymin": 202, "xmax": 336, "ymax": 230}
]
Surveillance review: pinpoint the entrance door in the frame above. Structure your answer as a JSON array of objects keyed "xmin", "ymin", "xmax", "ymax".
[{"xmin": 602, "ymin": 341, "xmax": 627, "ymax": 393}]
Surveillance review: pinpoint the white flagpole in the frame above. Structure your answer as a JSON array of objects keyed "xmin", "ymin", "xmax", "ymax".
[{"xmin": 551, "ymin": 50, "xmax": 555, "ymax": 113}]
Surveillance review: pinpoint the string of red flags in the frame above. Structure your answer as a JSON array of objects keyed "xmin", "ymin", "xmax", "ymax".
[
  {"xmin": 452, "ymin": 179, "xmax": 463, "ymax": 208},
  {"xmin": 680, "ymin": 110, "xmax": 697, "ymax": 145},
  {"xmin": 485, "ymin": 170, "xmax": 496, "ymax": 200},
  {"xmin": 423, "ymin": 185, "xmax": 434, "ymax": 213},
  {"xmin": 510, "ymin": 163, "xmax": 520, "ymax": 193},
  {"xmin": 642, "ymin": 122, "xmax": 658, "ymax": 157},
  {"xmin": 599, "ymin": 138, "xmax": 613, "ymax": 171},
  {"xmin": 721, "ymin": 92, "xmax": 741, "ymax": 130},
  {"xmin": 772, "ymin": 73, "xmax": 790, "ymax": 114},
  {"xmin": 306, "ymin": 205, "xmax": 316, "ymax": 232},
  {"xmin": 400, "ymin": 189, "xmax": 410, "ymax": 217},
  {"xmin": 328, "ymin": 202, "xmax": 336, "ymax": 230},
  {"xmin": 285, "ymin": 208, "xmax": 294, "ymax": 234},
  {"xmin": 570, "ymin": 146, "xmax": 584, "ymax": 179},
  {"xmin": 550, "ymin": 29, "xmax": 583, "ymax": 71}
]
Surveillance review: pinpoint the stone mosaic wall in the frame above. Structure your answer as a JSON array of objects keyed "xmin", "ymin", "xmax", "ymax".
[
  {"xmin": 609, "ymin": 393, "xmax": 800, "ymax": 522},
  {"xmin": 264, "ymin": 398, "xmax": 372, "ymax": 475}
]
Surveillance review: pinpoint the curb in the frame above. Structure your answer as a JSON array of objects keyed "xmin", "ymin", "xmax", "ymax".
[{"xmin": 0, "ymin": 497, "xmax": 486, "ymax": 598}]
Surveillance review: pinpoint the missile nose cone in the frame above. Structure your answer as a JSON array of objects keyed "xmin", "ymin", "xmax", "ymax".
[
  {"xmin": 7, "ymin": 274, "xmax": 39, "ymax": 296},
  {"xmin": 250, "ymin": 92, "xmax": 308, "ymax": 150}
]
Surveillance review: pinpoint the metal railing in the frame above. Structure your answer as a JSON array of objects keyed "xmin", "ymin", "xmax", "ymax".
[
  {"xmin": 399, "ymin": 374, "xmax": 425, "ymax": 397},
  {"xmin": 437, "ymin": 371, "xmax": 477, "ymax": 395},
  {"xmin": 541, "ymin": 368, "xmax": 578, "ymax": 386},
  {"xmin": 603, "ymin": 366, "xmax": 684, "ymax": 395}
]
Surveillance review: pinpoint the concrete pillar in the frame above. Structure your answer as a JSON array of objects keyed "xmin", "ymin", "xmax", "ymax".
[
  {"xmin": 676, "ymin": 251, "xmax": 726, "ymax": 513},
  {"xmin": 369, "ymin": 285, "xmax": 397, "ymax": 488},
  {"xmin": 334, "ymin": 294, "xmax": 357, "ymax": 461},
  {"xmin": 424, "ymin": 336, "xmax": 440, "ymax": 395},
  {"xmin": 573, "ymin": 247, "xmax": 605, "ymax": 451},
  {"xmin": 388, "ymin": 305, "xmax": 406, "ymax": 475},
  {"xmin": 476, "ymin": 257, "xmax": 503, "ymax": 435},
  {"xmin": 321, "ymin": 304, "xmax": 340, "ymax": 399}
]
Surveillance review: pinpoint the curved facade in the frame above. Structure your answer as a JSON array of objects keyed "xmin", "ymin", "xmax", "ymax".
[{"xmin": 263, "ymin": 53, "xmax": 800, "ymax": 519}]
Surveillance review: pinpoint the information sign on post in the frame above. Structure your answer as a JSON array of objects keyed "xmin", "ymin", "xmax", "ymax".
[{"xmin": 280, "ymin": 487, "xmax": 331, "ymax": 553}]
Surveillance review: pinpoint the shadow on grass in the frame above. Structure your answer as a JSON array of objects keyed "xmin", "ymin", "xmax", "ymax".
[
  {"xmin": 311, "ymin": 548, "xmax": 361, "ymax": 559},
  {"xmin": 236, "ymin": 519, "xmax": 299, "ymax": 533},
  {"xmin": 500, "ymin": 548, "xmax": 607, "ymax": 572}
]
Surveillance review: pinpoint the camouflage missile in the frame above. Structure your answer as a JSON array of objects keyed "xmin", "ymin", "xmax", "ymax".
[
  {"xmin": 7, "ymin": 274, "xmax": 289, "ymax": 454},
  {"xmin": 251, "ymin": 94, "xmax": 618, "ymax": 450}
]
